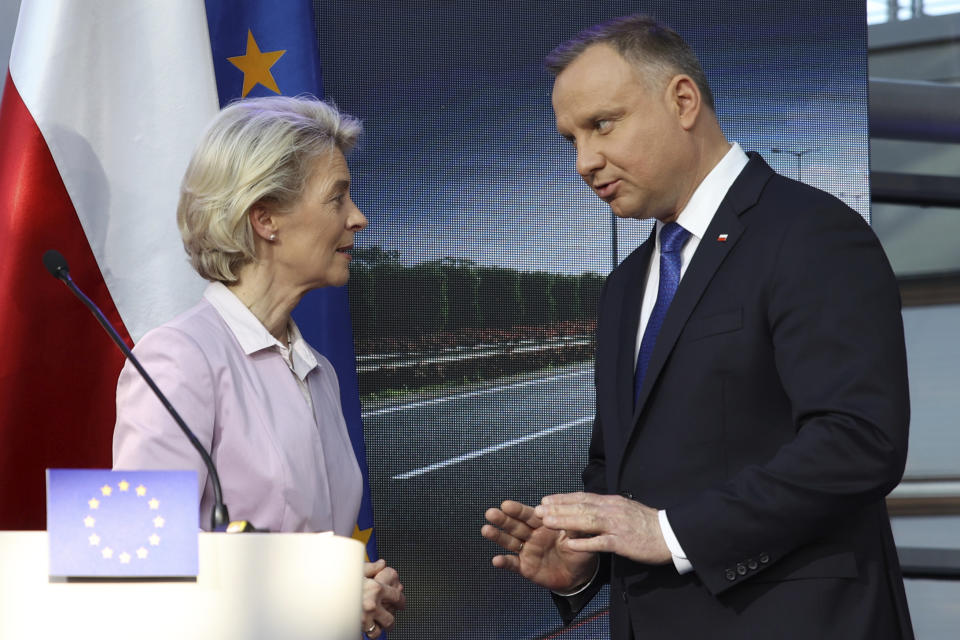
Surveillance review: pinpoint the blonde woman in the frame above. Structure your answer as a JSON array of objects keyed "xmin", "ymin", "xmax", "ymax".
[{"xmin": 113, "ymin": 96, "xmax": 403, "ymax": 638}]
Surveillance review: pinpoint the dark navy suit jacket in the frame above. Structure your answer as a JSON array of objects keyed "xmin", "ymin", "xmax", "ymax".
[{"xmin": 557, "ymin": 153, "xmax": 914, "ymax": 639}]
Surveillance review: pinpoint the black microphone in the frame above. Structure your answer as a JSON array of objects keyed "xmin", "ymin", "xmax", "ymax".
[{"xmin": 43, "ymin": 249, "xmax": 231, "ymax": 531}]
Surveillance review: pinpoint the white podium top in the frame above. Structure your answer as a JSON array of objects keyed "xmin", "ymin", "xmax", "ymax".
[{"xmin": 0, "ymin": 531, "xmax": 363, "ymax": 640}]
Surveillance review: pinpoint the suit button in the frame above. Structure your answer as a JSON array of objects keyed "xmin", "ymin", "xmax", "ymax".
[
  {"xmin": 736, "ymin": 564, "xmax": 747, "ymax": 576},
  {"xmin": 725, "ymin": 569, "xmax": 737, "ymax": 581},
  {"xmin": 747, "ymin": 559, "xmax": 758, "ymax": 571},
  {"xmin": 759, "ymin": 553, "xmax": 770, "ymax": 564}
]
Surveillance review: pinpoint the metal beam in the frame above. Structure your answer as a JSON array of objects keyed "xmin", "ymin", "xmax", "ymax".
[
  {"xmin": 898, "ymin": 272, "xmax": 960, "ymax": 307},
  {"xmin": 870, "ymin": 78, "xmax": 960, "ymax": 143},
  {"xmin": 898, "ymin": 546, "xmax": 960, "ymax": 579},
  {"xmin": 871, "ymin": 171, "xmax": 960, "ymax": 207},
  {"xmin": 887, "ymin": 477, "xmax": 960, "ymax": 517}
]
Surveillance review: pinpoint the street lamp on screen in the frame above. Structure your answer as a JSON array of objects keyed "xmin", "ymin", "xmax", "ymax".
[{"xmin": 770, "ymin": 146, "xmax": 822, "ymax": 182}]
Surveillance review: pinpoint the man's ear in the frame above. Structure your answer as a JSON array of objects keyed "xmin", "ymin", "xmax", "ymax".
[
  {"xmin": 669, "ymin": 74, "xmax": 702, "ymax": 131},
  {"xmin": 248, "ymin": 203, "xmax": 278, "ymax": 242}
]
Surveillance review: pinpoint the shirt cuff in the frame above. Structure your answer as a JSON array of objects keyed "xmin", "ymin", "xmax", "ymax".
[
  {"xmin": 551, "ymin": 555, "xmax": 601, "ymax": 597},
  {"xmin": 658, "ymin": 509, "xmax": 694, "ymax": 575}
]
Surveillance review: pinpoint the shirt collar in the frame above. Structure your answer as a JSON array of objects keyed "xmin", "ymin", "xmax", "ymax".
[
  {"xmin": 658, "ymin": 142, "xmax": 749, "ymax": 240},
  {"xmin": 203, "ymin": 282, "xmax": 318, "ymax": 380}
]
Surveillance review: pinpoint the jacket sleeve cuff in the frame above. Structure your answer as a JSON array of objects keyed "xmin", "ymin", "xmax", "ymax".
[
  {"xmin": 550, "ymin": 554, "xmax": 609, "ymax": 625},
  {"xmin": 552, "ymin": 555, "xmax": 601, "ymax": 596}
]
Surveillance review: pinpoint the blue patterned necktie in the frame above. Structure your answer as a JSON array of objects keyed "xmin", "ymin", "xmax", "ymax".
[{"xmin": 634, "ymin": 222, "xmax": 690, "ymax": 405}]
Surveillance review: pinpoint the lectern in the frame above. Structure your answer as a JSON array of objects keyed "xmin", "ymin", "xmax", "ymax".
[{"xmin": 0, "ymin": 531, "xmax": 363, "ymax": 640}]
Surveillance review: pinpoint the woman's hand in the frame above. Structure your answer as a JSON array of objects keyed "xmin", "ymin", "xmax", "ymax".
[{"xmin": 362, "ymin": 559, "xmax": 405, "ymax": 638}]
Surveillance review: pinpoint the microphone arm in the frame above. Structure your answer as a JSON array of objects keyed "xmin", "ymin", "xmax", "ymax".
[{"xmin": 43, "ymin": 250, "xmax": 230, "ymax": 531}]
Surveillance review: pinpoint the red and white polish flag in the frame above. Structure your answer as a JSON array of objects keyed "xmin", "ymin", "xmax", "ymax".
[{"xmin": 0, "ymin": 0, "xmax": 218, "ymax": 529}]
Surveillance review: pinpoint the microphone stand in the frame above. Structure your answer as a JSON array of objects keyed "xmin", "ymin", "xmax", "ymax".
[{"xmin": 43, "ymin": 250, "xmax": 230, "ymax": 531}]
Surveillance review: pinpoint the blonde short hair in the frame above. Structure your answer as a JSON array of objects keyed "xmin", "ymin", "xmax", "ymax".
[{"xmin": 177, "ymin": 96, "xmax": 362, "ymax": 282}]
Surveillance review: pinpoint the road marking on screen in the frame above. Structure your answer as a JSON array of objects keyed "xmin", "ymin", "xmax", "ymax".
[
  {"xmin": 391, "ymin": 415, "xmax": 593, "ymax": 480},
  {"xmin": 362, "ymin": 368, "xmax": 591, "ymax": 418}
]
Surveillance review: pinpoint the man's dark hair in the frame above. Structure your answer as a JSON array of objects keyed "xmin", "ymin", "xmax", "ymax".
[{"xmin": 545, "ymin": 14, "xmax": 716, "ymax": 113}]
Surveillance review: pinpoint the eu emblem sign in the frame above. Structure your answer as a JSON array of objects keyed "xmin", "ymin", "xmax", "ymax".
[{"xmin": 46, "ymin": 469, "xmax": 199, "ymax": 577}]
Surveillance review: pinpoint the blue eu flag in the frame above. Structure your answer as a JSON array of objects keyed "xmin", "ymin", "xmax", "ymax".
[
  {"xmin": 46, "ymin": 469, "xmax": 198, "ymax": 577},
  {"xmin": 203, "ymin": 0, "xmax": 381, "ymax": 563}
]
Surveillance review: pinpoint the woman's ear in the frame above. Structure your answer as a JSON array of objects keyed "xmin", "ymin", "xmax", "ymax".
[{"xmin": 249, "ymin": 204, "xmax": 278, "ymax": 242}]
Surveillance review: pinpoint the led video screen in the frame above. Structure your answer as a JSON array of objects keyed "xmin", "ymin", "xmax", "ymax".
[{"xmin": 316, "ymin": 1, "xmax": 870, "ymax": 637}]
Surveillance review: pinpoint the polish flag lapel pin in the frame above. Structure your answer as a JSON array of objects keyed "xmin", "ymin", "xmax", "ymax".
[{"xmin": 717, "ymin": 233, "xmax": 729, "ymax": 242}]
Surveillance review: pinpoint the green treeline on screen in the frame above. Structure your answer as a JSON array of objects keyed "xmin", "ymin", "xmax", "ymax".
[{"xmin": 348, "ymin": 247, "xmax": 602, "ymax": 342}]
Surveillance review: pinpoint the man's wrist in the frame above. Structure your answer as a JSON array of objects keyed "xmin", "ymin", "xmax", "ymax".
[{"xmin": 552, "ymin": 555, "xmax": 600, "ymax": 597}]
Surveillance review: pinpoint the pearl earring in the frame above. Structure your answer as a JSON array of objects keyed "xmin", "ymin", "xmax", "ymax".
[{"xmin": 269, "ymin": 233, "xmax": 277, "ymax": 242}]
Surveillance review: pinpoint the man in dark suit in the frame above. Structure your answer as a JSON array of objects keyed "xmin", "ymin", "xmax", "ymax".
[{"xmin": 482, "ymin": 14, "xmax": 913, "ymax": 639}]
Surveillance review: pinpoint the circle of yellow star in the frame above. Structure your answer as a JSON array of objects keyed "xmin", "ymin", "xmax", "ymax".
[{"xmin": 227, "ymin": 29, "xmax": 287, "ymax": 97}]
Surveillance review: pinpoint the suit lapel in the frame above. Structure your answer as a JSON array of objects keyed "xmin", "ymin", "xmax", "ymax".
[
  {"xmin": 631, "ymin": 205, "xmax": 743, "ymax": 420},
  {"xmin": 629, "ymin": 153, "xmax": 773, "ymax": 423}
]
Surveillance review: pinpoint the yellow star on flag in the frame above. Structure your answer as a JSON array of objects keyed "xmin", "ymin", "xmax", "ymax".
[
  {"xmin": 137, "ymin": 547, "xmax": 149, "ymax": 560},
  {"xmin": 153, "ymin": 515, "xmax": 165, "ymax": 529},
  {"xmin": 84, "ymin": 515, "xmax": 95, "ymax": 528},
  {"xmin": 149, "ymin": 534, "xmax": 161, "ymax": 546},
  {"xmin": 100, "ymin": 484, "xmax": 112, "ymax": 496},
  {"xmin": 149, "ymin": 498, "xmax": 160, "ymax": 510},
  {"xmin": 88, "ymin": 533, "xmax": 100, "ymax": 546},
  {"xmin": 119, "ymin": 552, "xmax": 131, "ymax": 564},
  {"xmin": 102, "ymin": 547, "xmax": 113, "ymax": 560},
  {"xmin": 228, "ymin": 30, "xmax": 286, "ymax": 97},
  {"xmin": 118, "ymin": 480, "xmax": 130, "ymax": 492},
  {"xmin": 88, "ymin": 497, "xmax": 99, "ymax": 510},
  {"xmin": 352, "ymin": 524, "xmax": 373, "ymax": 561},
  {"xmin": 136, "ymin": 485, "xmax": 147, "ymax": 497}
]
